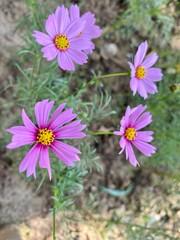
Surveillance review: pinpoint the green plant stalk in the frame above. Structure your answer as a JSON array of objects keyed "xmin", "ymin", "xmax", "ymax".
[
  {"xmin": 95, "ymin": 72, "xmax": 129, "ymax": 79},
  {"xmin": 88, "ymin": 131, "xmax": 114, "ymax": 135},
  {"xmin": 53, "ymin": 200, "xmax": 56, "ymax": 240}
]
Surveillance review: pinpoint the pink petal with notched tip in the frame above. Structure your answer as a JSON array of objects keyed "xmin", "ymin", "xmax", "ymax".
[
  {"xmin": 142, "ymin": 53, "xmax": 158, "ymax": 69},
  {"xmin": 126, "ymin": 141, "xmax": 139, "ymax": 167},
  {"xmin": 136, "ymin": 131, "xmax": 154, "ymax": 142},
  {"xmin": 41, "ymin": 44, "xmax": 58, "ymax": 61},
  {"xmin": 132, "ymin": 139, "xmax": 156, "ymax": 156},
  {"xmin": 19, "ymin": 144, "xmax": 40, "ymax": 178},
  {"xmin": 134, "ymin": 112, "xmax": 152, "ymax": 131},
  {"xmin": 39, "ymin": 146, "xmax": 52, "ymax": 180},
  {"xmin": 22, "ymin": 109, "xmax": 37, "ymax": 132},
  {"xmin": 57, "ymin": 51, "xmax": 75, "ymax": 71},
  {"xmin": 55, "ymin": 6, "xmax": 70, "ymax": 33},
  {"xmin": 145, "ymin": 68, "xmax": 163, "ymax": 82},
  {"xmin": 70, "ymin": 4, "xmax": 80, "ymax": 21},
  {"xmin": 32, "ymin": 31, "xmax": 53, "ymax": 46},
  {"xmin": 67, "ymin": 49, "xmax": 87, "ymax": 65},
  {"xmin": 134, "ymin": 41, "xmax": 148, "ymax": 68}
]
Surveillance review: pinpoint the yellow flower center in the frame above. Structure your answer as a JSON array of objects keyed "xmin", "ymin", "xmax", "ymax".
[
  {"xmin": 36, "ymin": 128, "xmax": 55, "ymax": 146},
  {"xmin": 124, "ymin": 127, "xmax": 136, "ymax": 141},
  {"xmin": 55, "ymin": 34, "xmax": 70, "ymax": 51},
  {"xmin": 135, "ymin": 66, "xmax": 146, "ymax": 79}
]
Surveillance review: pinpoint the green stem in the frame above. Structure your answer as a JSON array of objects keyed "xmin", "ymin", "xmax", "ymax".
[
  {"xmin": 88, "ymin": 131, "xmax": 114, "ymax": 135},
  {"xmin": 53, "ymin": 204, "xmax": 56, "ymax": 240},
  {"xmin": 95, "ymin": 72, "xmax": 129, "ymax": 79}
]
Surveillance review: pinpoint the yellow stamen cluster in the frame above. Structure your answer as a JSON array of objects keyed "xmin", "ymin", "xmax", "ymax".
[
  {"xmin": 124, "ymin": 128, "xmax": 136, "ymax": 141},
  {"xmin": 55, "ymin": 34, "xmax": 70, "ymax": 51},
  {"xmin": 135, "ymin": 66, "xmax": 146, "ymax": 79},
  {"xmin": 36, "ymin": 128, "xmax": 55, "ymax": 146}
]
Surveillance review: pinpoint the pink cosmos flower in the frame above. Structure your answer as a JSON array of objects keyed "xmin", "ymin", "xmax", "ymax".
[
  {"xmin": 128, "ymin": 41, "xmax": 163, "ymax": 99},
  {"xmin": 69, "ymin": 4, "xmax": 101, "ymax": 54},
  {"xmin": 114, "ymin": 105, "xmax": 156, "ymax": 166},
  {"xmin": 7, "ymin": 99, "xmax": 86, "ymax": 180},
  {"xmin": 33, "ymin": 5, "xmax": 93, "ymax": 71}
]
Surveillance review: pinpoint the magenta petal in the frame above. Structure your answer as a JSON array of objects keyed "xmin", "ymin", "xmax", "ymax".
[
  {"xmin": 145, "ymin": 68, "xmax": 163, "ymax": 82},
  {"xmin": 7, "ymin": 126, "xmax": 33, "ymax": 135},
  {"xmin": 45, "ymin": 14, "xmax": 58, "ymax": 38},
  {"xmin": 50, "ymin": 140, "xmax": 79, "ymax": 166},
  {"xmin": 57, "ymin": 51, "xmax": 75, "ymax": 71},
  {"xmin": 48, "ymin": 103, "xmax": 66, "ymax": 127},
  {"xmin": 81, "ymin": 12, "xmax": 96, "ymax": 25},
  {"xmin": 70, "ymin": 4, "xmax": 80, "ymax": 21},
  {"xmin": 70, "ymin": 38, "xmax": 92, "ymax": 51},
  {"xmin": 41, "ymin": 44, "xmax": 58, "ymax": 61},
  {"xmin": 119, "ymin": 136, "xmax": 126, "ymax": 154},
  {"xmin": 83, "ymin": 25, "xmax": 101, "ymax": 39},
  {"xmin": 142, "ymin": 53, "xmax": 158, "ymax": 69},
  {"xmin": 19, "ymin": 144, "xmax": 40, "ymax": 179},
  {"xmin": 129, "ymin": 105, "xmax": 147, "ymax": 126},
  {"xmin": 143, "ymin": 79, "xmax": 158, "ymax": 94},
  {"xmin": 136, "ymin": 131, "xmax": 154, "ymax": 142},
  {"xmin": 126, "ymin": 141, "xmax": 139, "ymax": 166},
  {"xmin": 134, "ymin": 112, "xmax": 152, "ymax": 131},
  {"xmin": 114, "ymin": 131, "xmax": 122, "ymax": 136},
  {"xmin": 130, "ymin": 77, "xmax": 138, "ymax": 96},
  {"xmin": 65, "ymin": 18, "xmax": 85, "ymax": 39},
  {"xmin": 128, "ymin": 62, "xmax": 135, "ymax": 77},
  {"xmin": 55, "ymin": 6, "xmax": 70, "ymax": 33},
  {"xmin": 32, "ymin": 30, "xmax": 53, "ymax": 46},
  {"xmin": 132, "ymin": 139, "xmax": 156, "ymax": 156},
  {"xmin": 137, "ymin": 81, "xmax": 148, "ymax": 99},
  {"xmin": 49, "ymin": 108, "xmax": 77, "ymax": 131},
  {"xmin": 67, "ymin": 49, "xmax": 87, "ymax": 65},
  {"xmin": 39, "ymin": 146, "xmax": 52, "ymax": 180},
  {"xmin": 134, "ymin": 41, "xmax": 148, "ymax": 68},
  {"xmin": 22, "ymin": 109, "xmax": 37, "ymax": 132}
]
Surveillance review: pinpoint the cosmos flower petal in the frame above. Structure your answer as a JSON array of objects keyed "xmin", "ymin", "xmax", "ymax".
[
  {"xmin": 134, "ymin": 112, "xmax": 152, "ymax": 131},
  {"xmin": 145, "ymin": 68, "xmax": 163, "ymax": 82},
  {"xmin": 128, "ymin": 62, "xmax": 135, "ymax": 76},
  {"xmin": 50, "ymin": 140, "xmax": 79, "ymax": 166},
  {"xmin": 57, "ymin": 51, "xmax": 75, "ymax": 71},
  {"xmin": 19, "ymin": 144, "xmax": 40, "ymax": 176},
  {"xmin": 134, "ymin": 41, "xmax": 148, "ymax": 68},
  {"xmin": 143, "ymin": 79, "xmax": 158, "ymax": 94},
  {"xmin": 41, "ymin": 44, "xmax": 58, "ymax": 61},
  {"xmin": 22, "ymin": 109, "xmax": 37, "ymax": 132},
  {"xmin": 49, "ymin": 108, "xmax": 77, "ymax": 131},
  {"xmin": 65, "ymin": 18, "xmax": 85, "ymax": 39},
  {"xmin": 129, "ymin": 105, "xmax": 147, "ymax": 126},
  {"xmin": 119, "ymin": 136, "xmax": 126, "ymax": 154},
  {"xmin": 136, "ymin": 131, "xmax": 154, "ymax": 142},
  {"xmin": 32, "ymin": 30, "xmax": 53, "ymax": 46},
  {"xmin": 130, "ymin": 77, "xmax": 138, "ymax": 95},
  {"xmin": 81, "ymin": 12, "xmax": 96, "ymax": 25},
  {"xmin": 114, "ymin": 131, "xmax": 122, "ymax": 136},
  {"xmin": 67, "ymin": 49, "xmax": 88, "ymax": 65},
  {"xmin": 83, "ymin": 42, "xmax": 95, "ymax": 54},
  {"xmin": 34, "ymin": 99, "xmax": 49, "ymax": 128},
  {"xmin": 137, "ymin": 81, "xmax": 148, "ymax": 99},
  {"xmin": 45, "ymin": 14, "xmax": 58, "ymax": 38},
  {"xmin": 126, "ymin": 141, "xmax": 139, "ymax": 166},
  {"xmin": 55, "ymin": 6, "xmax": 70, "ymax": 33},
  {"xmin": 70, "ymin": 38, "xmax": 92, "ymax": 50},
  {"xmin": 39, "ymin": 146, "xmax": 52, "ymax": 180},
  {"xmin": 132, "ymin": 139, "xmax": 156, "ymax": 156},
  {"xmin": 26, "ymin": 145, "xmax": 41, "ymax": 178},
  {"xmin": 48, "ymin": 103, "xmax": 66, "ymax": 127},
  {"xmin": 7, "ymin": 126, "xmax": 33, "ymax": 135},
  {"xmin": 142, "ymin": 53, "xmax": 158, "ymax": 69},
  {"xmin": 6, "ymin": 138, "xmax": 35, "ymax": 149},
  {"xmin": 70, "ymin": 4, "xmax": 80, "ymax": 21},
  {"xmin": 83, "ymin": 25, "xmax": 101, "ymax": 39}
]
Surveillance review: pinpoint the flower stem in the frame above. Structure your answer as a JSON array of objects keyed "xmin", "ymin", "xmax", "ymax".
[
  {"xmin": 95, "ymin": 72, "xmax": 129, "ymax": 79},
  {"xmin": 88, "ymin": 131, "xmax": 114, "ymax": 135},
  {"xmin": 53, "ymin": 204, "xmax": 56, "ymax": 240}
]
